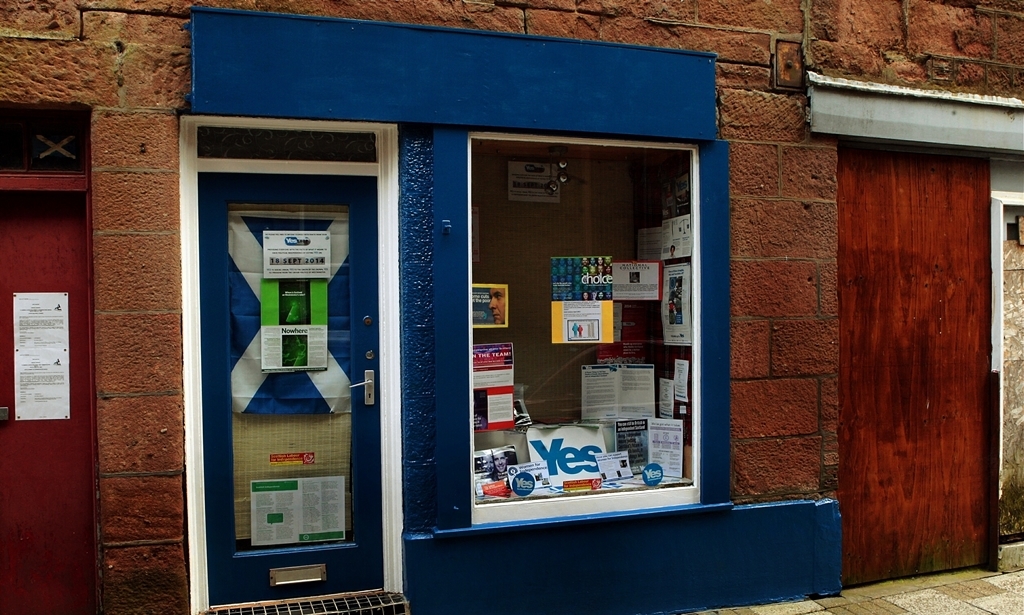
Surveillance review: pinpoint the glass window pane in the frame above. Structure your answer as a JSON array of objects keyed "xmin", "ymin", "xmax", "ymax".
[
  {"xmin": 227, "ymin": 203, "xmax": 355, "ymax": 549},
  {"xmin": 198, "ymin": 127, "xmax": 377, "ymax": 162},
  {"xmin": 30, "ymin": 128, "xmax": 81, "ymax": 172},
  {"xmin": 471, "ymin": 138, "xmax": 696, "ymax": 505},
  {"xmin": 0, "ymin": 123, "xmax": 24, "ymax": 170}
]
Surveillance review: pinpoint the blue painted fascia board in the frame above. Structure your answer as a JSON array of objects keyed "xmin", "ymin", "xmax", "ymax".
[
  {"xmin": 402, "ymin": 499, "xmax": 842, "ymax": 615},
  {"xmin": 189, "ymin": 7, "xmax": 717, "ymax": 141}
]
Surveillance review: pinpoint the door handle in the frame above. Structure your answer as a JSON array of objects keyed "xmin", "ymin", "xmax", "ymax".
[{"xmin": 349, "ymin": 370, "xmax": 375, "ymax": 406}]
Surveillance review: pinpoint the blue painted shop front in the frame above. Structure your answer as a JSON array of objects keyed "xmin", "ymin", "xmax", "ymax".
[{"xmin": 189, "ymin": 8, "xmax": 841, "ymax": 613}]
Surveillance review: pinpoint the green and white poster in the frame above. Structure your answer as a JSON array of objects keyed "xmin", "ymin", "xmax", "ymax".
[
  {"xmin": 250, "ymin": 476, "xmax": 346, "ymax": 546},
  {"xmin": 260, "ymin": 279, "xmax": 329, "ymax": 372}
]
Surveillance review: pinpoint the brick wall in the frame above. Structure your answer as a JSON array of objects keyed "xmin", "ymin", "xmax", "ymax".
[
  {"xmin": 812, "ymin": 0, "xmax": 1024, "ymax": 96},
  {"xmin": 4, "ymin": 0, "xmax": 1022, "ymax": 611}
]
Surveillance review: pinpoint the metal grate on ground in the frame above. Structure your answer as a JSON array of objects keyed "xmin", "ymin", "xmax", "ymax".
[{"xmin": 204, "ymin": 590, "xmax": 408, "ymax": 615}]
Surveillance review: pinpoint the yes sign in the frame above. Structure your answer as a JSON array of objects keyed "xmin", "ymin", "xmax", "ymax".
[{"xmin": 529, "ymin": 438, "xmax": 601, "ymax": 476}]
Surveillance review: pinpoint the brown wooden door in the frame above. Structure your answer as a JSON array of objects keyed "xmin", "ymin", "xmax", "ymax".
[
  {"xmin": 838, "ymin": 149, "xmax": 991, "ymax": 585},
  {"xmin": 0, "ymin": 192, "xmax": 97, "ymax": 614}
]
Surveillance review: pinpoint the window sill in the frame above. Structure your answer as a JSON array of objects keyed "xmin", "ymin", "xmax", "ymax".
[{"xmin": 432, "ymin": 501, "xmax": 733, "ymax": 538}]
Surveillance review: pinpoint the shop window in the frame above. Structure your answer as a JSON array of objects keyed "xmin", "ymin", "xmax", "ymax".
[{"xmin": 470, "ymin": 135, "xmax": 701, "ymax": 517}]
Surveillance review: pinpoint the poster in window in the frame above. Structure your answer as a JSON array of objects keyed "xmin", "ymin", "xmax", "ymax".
[
  {"xmin": 612, "ymin": 261, "xmax": 661, "ymax": 301},
  {"xmin": 260, "ymin": 279, "xmax": 329, "ymax": 372},
  {"xmin": 262, "ymin": 231, "xmax": 331, "ymax": 279},
  {"xmin": 662, "ymin": 263, "xmax": 692, "ymax": 345},
  {"xmin": 550, "ymin": 256, "xmax": 614, "ymax": 343},
  {"xmin": 508, "ymin": 161, "xmax": 560, "ymax": 203},
  {"xmin": 472, "ymin": 284, "xmax": 508, "ymax": 328},
  {"xmin": 472, "ymin": 343, "xmax": 515, "ymax": 431}
]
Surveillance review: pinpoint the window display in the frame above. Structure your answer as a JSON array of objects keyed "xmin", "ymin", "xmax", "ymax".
[{"xmin": 471, "ymin": 136, "xmax": 698, "ymax": 507}]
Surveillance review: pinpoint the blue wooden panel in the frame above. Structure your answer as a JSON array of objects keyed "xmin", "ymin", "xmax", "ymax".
[
  {"xmin": 189, "ymin": 8, "xmax": 717, "ymax": 141},
  {"xmin": 432, "ymin": 128, "xmax": 473, "ymax": 530},
  {"xmin": 405, "ymin": 499, "xmax": 842, "ymax": 615},
  {"xmin": 699, "ymin": 140, "xmax": 732, "ymax": 504}
]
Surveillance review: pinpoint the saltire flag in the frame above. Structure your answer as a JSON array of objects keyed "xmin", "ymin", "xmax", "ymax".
[{"xmin": 228, "ymin": 208, "xmax": 351, "ymax": 414}]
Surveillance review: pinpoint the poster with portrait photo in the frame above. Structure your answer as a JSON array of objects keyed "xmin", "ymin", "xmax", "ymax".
[
  {"xmin": 472, "ymin": 283, "xmax": 508, "ymax": 328},
  {"xmin": 661, "ymin": 263, "xmax": 692, "ymax": 346}
]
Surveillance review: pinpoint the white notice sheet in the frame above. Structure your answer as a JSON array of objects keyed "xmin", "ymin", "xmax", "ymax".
[
  {"xmin": 14, "ymin": 293, "xmax": 70, "ymax": 420},
  {"xmin": 650, "ymin": 418, "xmax": 684, "ymax": 478},
  {"xmin": 581, "ymin": 364, "xmax": 656, "ymax": 420},
  {"xmin": 595, "ymin": 450, "xmax": 634, "ymax": 482},
  {"xmin": 251, "ymin": 476, "xmax": 346, "ymax": 546},
  {"xmin": 674, "ymin": 359, "xmax": 690, "ymax": 403},
  {"xmin": 659, "ymin": 378, "xmax": 675, "ymax": 418}
]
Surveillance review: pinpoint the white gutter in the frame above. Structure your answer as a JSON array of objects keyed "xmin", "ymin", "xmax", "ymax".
[{"xmin": 808, "ymin": 72, "xmax": 1024, "ymax": 153}]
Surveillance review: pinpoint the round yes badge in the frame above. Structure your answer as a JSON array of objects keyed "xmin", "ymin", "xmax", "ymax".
[
  {"xmin": 508, "ymin": 467, "xmax": 536, "ymax": 497},
  {"xmin": 641, "ymin": 463, "xmax": 664, "ymax": 486}
]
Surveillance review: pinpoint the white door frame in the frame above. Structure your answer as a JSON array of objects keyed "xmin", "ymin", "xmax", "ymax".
[{"xmin": 179, "ymin": 116, "xmax": 403, "ymax": 613}]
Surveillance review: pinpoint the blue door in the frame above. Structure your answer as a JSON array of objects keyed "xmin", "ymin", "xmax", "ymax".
[{"xmin": 199, "ymin": 173, "xmax": 382, "ymax": 605}]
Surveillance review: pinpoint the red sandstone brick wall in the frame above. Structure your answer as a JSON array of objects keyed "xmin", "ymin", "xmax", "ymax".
[
  {"xmin": 2, "ymin": 0, "xmax": 1022, "ymax": 611},
  {"xmin": 812, "ymin": 0, "xmax": 1024, "ymax": 96}
]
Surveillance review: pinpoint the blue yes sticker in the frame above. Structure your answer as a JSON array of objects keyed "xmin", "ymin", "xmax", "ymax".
[
  {"xmin": 641, "ymin": 463, "xmax": 664, "ymax": 486},
  {"xmin": 509, "ymin": 468, "xmax": 536, "ymax": 497}
]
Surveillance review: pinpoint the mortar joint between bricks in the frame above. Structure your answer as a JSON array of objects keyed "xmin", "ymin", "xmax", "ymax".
[{"xmin": 81, "ymin": 7, "xmax": 190, "ymax": 19}]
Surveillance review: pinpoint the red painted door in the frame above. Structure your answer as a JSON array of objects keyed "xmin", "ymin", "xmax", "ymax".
[
  {"xmin": 838, "ymin": 149, "xmax": 991, "ymax": 585},
  {"xmin": 0, "ymin": 192, "xmax": 97, "ymax": 614}
]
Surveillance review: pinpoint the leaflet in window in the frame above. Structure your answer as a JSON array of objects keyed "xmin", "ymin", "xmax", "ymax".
[
  {"xmin": 472, "ymin": 343, "xmax": 515, "ymax": 431},
  {"xmin": 612, "ymin": 261, "xmax": 662, "ymax": 301}
]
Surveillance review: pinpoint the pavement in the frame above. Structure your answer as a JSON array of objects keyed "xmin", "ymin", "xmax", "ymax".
[{"xmin": 691, "ymin": 567, "xmax": 1024, "ymax": 615}]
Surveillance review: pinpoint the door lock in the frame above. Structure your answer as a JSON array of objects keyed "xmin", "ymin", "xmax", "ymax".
[
  {"xmin": 0, "ymin": 407, "xmax": 8, "ymax": 421},
  {"xmin": 349, "ymin": 370, "xmax": 375, "ymax": 406}
]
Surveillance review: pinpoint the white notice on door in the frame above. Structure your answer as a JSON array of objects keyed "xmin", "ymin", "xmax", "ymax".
[
  {"xmin": 15, "ymin": 293, "xmax": 68, "ymax": 348},
  {"xmin": 14, "ymin": 293, "xmax": 70, "ymax": 420},
  {"xmin": 15, "ymin": 349, "xmax": 70, "ymax": 420},
  {"xmin": 251, "ymin": 476, "xmax": 347, "ymax": 546}
]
